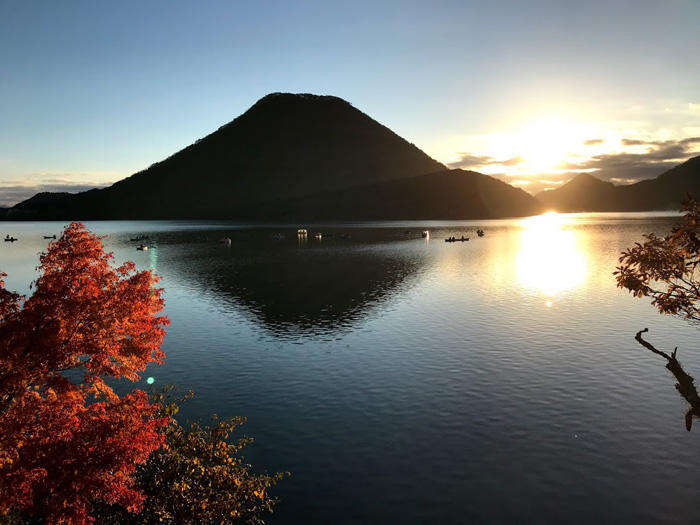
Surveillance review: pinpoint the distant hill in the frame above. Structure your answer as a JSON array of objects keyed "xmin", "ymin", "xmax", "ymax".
[
  {"xmin": 537, "ymin": 155, "xmax": 700, "ymax": 212},
  {"xmin": 536, "ymin": 173, "xmax": 619, "ymax": 211}
]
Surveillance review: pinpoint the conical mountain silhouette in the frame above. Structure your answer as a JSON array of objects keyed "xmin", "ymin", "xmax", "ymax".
[{"xmin": 10, "ymin": 93, "xmax": 541, "ymax": 220}]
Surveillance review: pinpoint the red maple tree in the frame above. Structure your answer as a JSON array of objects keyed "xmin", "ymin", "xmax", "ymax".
[{"xmin": 0, "ymin": 223, "xmax": 170, "ymax": 524}]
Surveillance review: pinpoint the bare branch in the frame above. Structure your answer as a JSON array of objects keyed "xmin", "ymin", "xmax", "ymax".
[
  {"xmin": 635, "ymin": 328, "xmax": 700, "ymax": 431},
  {"xmin": 635, "ymin": 328, "xmax": 673, "ymax": 361}
]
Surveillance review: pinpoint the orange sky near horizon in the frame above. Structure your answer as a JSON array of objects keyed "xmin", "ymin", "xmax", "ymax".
[{"xmin": 427, "ymin": 103, "xmax": 700, "ymax": 195}]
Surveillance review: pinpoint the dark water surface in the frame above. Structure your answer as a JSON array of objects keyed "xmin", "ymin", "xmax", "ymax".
[{"xmin": 2, "ymin": 213, "xmax": 700, "ymax": 524}]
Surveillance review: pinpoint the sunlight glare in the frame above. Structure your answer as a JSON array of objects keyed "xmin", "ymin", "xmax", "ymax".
[
  {"xmin": 516, "ymin": 212, "xmax": 587, "ymax": 295},
  {"xmin": 518, "ymin": 118, "xmax": 582, "ymax": 173}
]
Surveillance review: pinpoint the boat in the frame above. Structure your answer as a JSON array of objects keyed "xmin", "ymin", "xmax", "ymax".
[
  {"xmin": 219, "ymin": 237, "xmax": 232, "ymax": 246},
  {"xmin": 4, "ymin": 235, "xmax": 18, "ymax": 242},
  {"xmin": 422, "ymin": 230, "xmax": 430, "ymax": 239},
  {"xmin": 476, "ymin": 229, "xmax": 485, "ymax": 237},
  {"xmin": 445, "ymin": 236, "xmax": 469, "ymax": 243},
  {"xmin": 136, "ymin": 244, "xmax": 149, "ymax": 251},
  {"xmin": 297, "ymin": 228, "xmax": 308, "ymax": 236},
  {"xmin": 43, "ymin": 234, "xmax": 56, "ymax": 239},
  {"xmin": 314, "ymin": 233, "xmax": 323, "ymax": 240}
]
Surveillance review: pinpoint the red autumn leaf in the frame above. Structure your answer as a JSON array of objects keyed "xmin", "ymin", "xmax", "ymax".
[{"xmin": 0, "ymin": 223, "xmax": 169, "ymax": 524}]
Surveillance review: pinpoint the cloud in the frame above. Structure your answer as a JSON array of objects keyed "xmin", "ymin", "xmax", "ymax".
[
  {"xmin": 621, "ymin": 139, "xmax": 647, "ymax": 146},
  {"xmin": 562, "ymin": 136, "xmax": 700, "ymax": 183},
  {"xmin": 0, "ymin": 180, "xmax": 106, "ymax": 207},
  {"xmin": 584, "ymin": 139, "xmax": 604, "ymax": 146},
  {"xmin": 447, "ymin": 153, "xmax": 494, "ymax": 168},
  {"xmin": 501, "ymin": 156, "xmax": 523, "ymax": 166},
  {"xmin": 477, "ymin": 171, "xmax": 577, "ymax": 196},
  {"xmin": 448, "ymin": 153, "xmax": 524, "ymax": 170},
  {"xmin": 521, "ymin": 173, "xmax": 586, "ymax": 195}
]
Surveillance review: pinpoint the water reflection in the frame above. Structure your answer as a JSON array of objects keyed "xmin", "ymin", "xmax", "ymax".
[
  {"xmin": 7, "ymin": 217, "xmax": 700, "ymax": 523},
  {"xmin": 148, "ymin": 244, "xmax": 159, "ymax": 271},
  {"xmin": 160, "ymin": 230, "xmax": 426, "ymax": 336},
  {"xmin": 516, "ymin": 212, "xmax": 587, "ymax": 296}
]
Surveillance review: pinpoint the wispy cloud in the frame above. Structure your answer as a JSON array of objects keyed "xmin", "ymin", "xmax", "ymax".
[
  {"xmin": 447, "ymin": 153, "xmax": 524, "ymax": 170},
  {"xmin": 447, "ymin": 134, "xmax": 700, "ymax": 196},
  {"xmin": 490, "ymin": 172, "xmax": 580, "ymax": 195},
  {"xmin": 563, "ymin": 136, "xmax": 700, "ymax": 182},
  {"xmin": 621, "ymin": 139, "xmax": 647, "ymax": 146}
]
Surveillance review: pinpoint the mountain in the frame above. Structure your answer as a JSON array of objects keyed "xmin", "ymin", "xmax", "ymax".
[
  {"xmin": 537, "ymin": 173, "xmax": 619, "ymax": 211},
  {"xmin": 254, "ymin": 169, "xmax": 542, "ymax": 220},
  {"xmin": 8, "ymin": 93, "xmax": 450, "ymax": 220},
  {"xmin": 537, "ymin": 155, "xmax": 700, "ymax": 212}
]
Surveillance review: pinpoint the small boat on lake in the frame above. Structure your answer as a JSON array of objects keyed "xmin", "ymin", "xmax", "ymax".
[
  {"xmin": 476, "ymin": 229, "xmax": 485, "ymax": 237},
  {"xmin": 297, "ymin": 228, "xmax": 308, "ymax": 236},
  {"xmin": 4, "ymin": 235, "xmax": 18, "ymax": 242},
  {"xmin": 43, "ymin": 234, "xmax": 56, "ymax": 239},
  {"xmin": 445, "ymin": 236, "xmax": 469, "ymax": 243},
  {"xmin": 219, "ymin": 237, "xmax": 232, "ymax": 246},
  {"xmin": 422, "ymin": 230, "xmax": 430, "ymax": 239},
  {"xmin": 314, "ymin": 233, "xmax": 323, "ymax": 241},
  {"xmin": 136, "ymin": 244, "xmax": 149, "ymax": 251}
]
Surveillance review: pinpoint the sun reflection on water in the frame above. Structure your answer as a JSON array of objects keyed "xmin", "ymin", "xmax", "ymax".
[{"xmin": 516, "ymin": 212, "xmax": 587, "ymax": 296}]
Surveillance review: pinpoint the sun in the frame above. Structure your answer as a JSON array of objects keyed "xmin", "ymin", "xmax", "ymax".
[
  {"xmin": 516, "ymin": 117, "xmax": 584, "ymax": 173},
  {"xmin": 468, "ymin": 116, "xmax": 595, "ymax": 179}
]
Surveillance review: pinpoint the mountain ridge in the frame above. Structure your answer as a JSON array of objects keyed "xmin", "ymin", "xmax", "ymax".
[
  {"xmin": 537, "ymin": 155, "xmax": 700, "ymax": 212},
  {"xmin": 5, "ymin": 93, "xmax": 698, "ymax": 220}
]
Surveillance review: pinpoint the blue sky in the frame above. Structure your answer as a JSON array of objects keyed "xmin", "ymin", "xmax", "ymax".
[{"xmin": 1, "ymin": 0, "xmax": 699, "ymax": 205}]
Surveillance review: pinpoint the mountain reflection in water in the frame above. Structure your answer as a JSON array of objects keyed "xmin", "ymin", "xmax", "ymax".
[{"xmin": 157, "ymin": 228, "xmax": 427, "ymax": 336}]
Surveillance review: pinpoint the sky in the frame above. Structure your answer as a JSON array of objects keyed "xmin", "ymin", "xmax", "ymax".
[{"xmin": 1, "ymin": 0, "xmax": 699, "ymax": 206}]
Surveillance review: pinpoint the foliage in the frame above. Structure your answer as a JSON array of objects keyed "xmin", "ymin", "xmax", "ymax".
[
  {"xmin": 0, "ymin": 223, "xmax": 285, "ymax": 524},
  {"xmin": 0, "ymin": 223, "xmax": 169, "ymax": 524},
  {"xmin": 617, "ymin": 198, "xmax": 700, "ymax": 430},
  {"xmin": 94, "ymin": 386, "xmax": 287, "ymax": 524},
  {"xmin": 615, "ymin": 197, "xmax": 700, "ymax": 320}
]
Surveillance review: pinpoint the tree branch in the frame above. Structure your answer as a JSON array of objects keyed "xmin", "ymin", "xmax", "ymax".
[
  {"xmin": 635, "ymin": 328, "xmax": 673, "ymax": 361},
  {"xmin": 635, "ymin": 328, "xmax": 700, "ymax": 431}
]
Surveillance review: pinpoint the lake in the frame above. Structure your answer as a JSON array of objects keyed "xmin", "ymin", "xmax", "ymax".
[{"xmin": 2, "ymin": 213, "xmax": 700, "ymax": 524}]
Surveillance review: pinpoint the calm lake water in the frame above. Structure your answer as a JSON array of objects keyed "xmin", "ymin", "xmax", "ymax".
[{"xmin": 2, "ymin": 213, "xmax": 700, "ymax": 524}]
